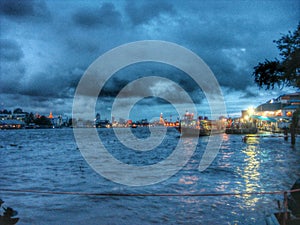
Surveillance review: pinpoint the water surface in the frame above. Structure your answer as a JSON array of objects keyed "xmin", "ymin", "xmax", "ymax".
[{"xmin": 0, "ymin": 128, "xmax": 299, "ymax": 224}]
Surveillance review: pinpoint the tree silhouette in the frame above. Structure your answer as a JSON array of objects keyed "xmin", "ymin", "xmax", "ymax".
[
  {"xmin": 25, "ymin": 112, "xmax": 35, "ymax": 124},
  {"xmin": 13, "ymin": 108, "xmax": 23, "ymax": 114},
  {"xmin": 34, "ymin": 116, "xmax": 52, "ymax": 126},
  {"xmin": 253, "ymin": 23, "xmax": 300, "ymax": 89}
]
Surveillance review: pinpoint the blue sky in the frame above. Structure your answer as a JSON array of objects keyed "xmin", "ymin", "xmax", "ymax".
[{"xmin": 0, "ymin": 0, "xmax": 299, "ymax": 120}]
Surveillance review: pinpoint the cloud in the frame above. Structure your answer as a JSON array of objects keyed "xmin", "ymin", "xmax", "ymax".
[
  {"xmin": 96, "ymin": 62, "xmax": 204, "ymax": 102},
  {"xmin": 240, "ymin": 90, "xmax": 258, "ymax": 99},
  {"xmin": 0, "ymin": 0, "xmax": 35, "ymax": 17},
  {"xmin": 125, "ymin": 0, "xmax": 175, "ymax": 26},
  {"xmin": 72, "ymin": 2, "xmax": 121, "ymax": 28},
  {"xmin": 0, "ymin": 62, "xmax": 25, "ymax": 95},
  {"xmin": 0, "ymin": 0, "xmax": 51, "ymax": 21},
  {"xmin": 0, "ymin": 39, "xmax": 23, "ymax": 61},
  {"xmin": 0, "ymin": 93, "xmax": 73, "ymax": 115},
  {"xmin": 0, "ymin": 0, "xmax": 299, "ymax": 117}
]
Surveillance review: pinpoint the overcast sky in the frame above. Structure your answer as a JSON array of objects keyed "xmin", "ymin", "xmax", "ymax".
[{"xmin": 0, "ymin": 0, "xmax": 299, "ymax": 120}]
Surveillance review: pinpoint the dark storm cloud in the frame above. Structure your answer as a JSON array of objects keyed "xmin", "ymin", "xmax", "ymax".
[
  {"xmin": 23, "ymin": 69, "xmax": 79, "ymax": 99},
  {"xmin": 18, "ymin": 72, "xmax": 62, "ymax": 97},
  {"xmin": 125, "ymin": 0, "xmax": 175, "ymax": 25},
  {"xmin": 170, "ymin": 9, "xmax": 262, "ymax": 92},
  {"xmin": 127, "ymin": 97, "xmax": 175, "ymax": 106},
  {"xmin": 72, "ymin": 2, "xmax": 121, "ymax": 28},
  {"xmin": 0, "ymin": 62, "xmax": 25, "ymax": 95},
  {"xmin": 240, "ymin": 90, "xmax": 258, "ymax": 99},
  {"xmin": 0, "ymin": 0, "xmax": 51, "ymax": 21},
  {"xmin": 0, "ymin": 93, "xmax": 73, "ymax": 114},
  {"xmin": 163, "ymin": 1, "xmax": 299, "ymax": 95},
  {"xmin": 0, "ymin": 0, "xmax": 299, "ymax": 115},
  {"xmin": 0, "ymin": 39, "xmax": 23, "ymax": 61},
  {"xmin": 0, "ymin": 0, "xmax": 35, "ymax": 17},
  {"xmin": 97, "ymin": 62, "xmax": 204, "ymax": 101},
  {"xmin": 206, "ymin": 50, "xmax": 253, "ymax": 91}
]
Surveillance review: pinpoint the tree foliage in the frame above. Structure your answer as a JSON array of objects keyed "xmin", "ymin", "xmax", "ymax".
[
  {"xmin": 253, "ymin": 23, "xmax": 300, "ymax": 89},
  {"xmin": 13, "ymin": 108, "xmax": 23, "ymax": 114},
  {"xmin": 34, "ymin": 116, "xmax": 52, "ymax": 126}
]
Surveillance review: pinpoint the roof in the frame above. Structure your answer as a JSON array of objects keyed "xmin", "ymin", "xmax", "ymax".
[
  {"xmin": 255, "ymin": 102, "xmax": 283, "ymax": 112},
  {"xmin": 0, "ymin": 119, "xmax": 25, "ymax": 125},
  {"xmin": 289, "ymin": 100, "xmax": 300, "ymax": 103},
  {"xmin": 283, "ymin": 105, "xmax": 300, "ymax": 110},
  {"xmin": 251, "ymin": 115, "xmax": 277, "ymax": 122},
  {"xmin": 279, "ymin": 92, "xmax": 300, "ymax": 98}
]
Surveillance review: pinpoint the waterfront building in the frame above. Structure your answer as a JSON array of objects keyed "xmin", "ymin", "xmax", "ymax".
[
  {"xmin": 255, "ymin": 92, "xmax": 300, "ymax": 118},
  {"xmin": 253, "ymin": 92, "xmax": 300, "ymax": 132},
  {"xmin": 0, "ymin": 119, "xmax": 25, "ymax": 129}
]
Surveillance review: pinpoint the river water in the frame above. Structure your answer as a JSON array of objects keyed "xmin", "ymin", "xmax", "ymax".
[{"xmin": 0, "ymin": 128, "xmax": 299, "ymax": 225}]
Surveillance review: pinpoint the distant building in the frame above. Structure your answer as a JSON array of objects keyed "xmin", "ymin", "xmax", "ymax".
[
  {"xmin": 13, "ymin": 113, "xmax": 27, "ymax": 122},
  {"xmin": 0, "ymin": 113, "xmax": 27, "ymax": 121},
  {"xmin": 0, "ymin": 114, "xmax": 12, "ymax": 120},
  {"xmin": 119, "ymin": 118, "xmax": 125, "ymax": 124},
  {"xmin": 47, "ymin": 112, "xmax": 69, "ymax": 127}
]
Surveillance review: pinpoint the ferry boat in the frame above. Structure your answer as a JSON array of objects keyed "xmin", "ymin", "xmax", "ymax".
[
  {"xmin": 176, "ymin": 112, "xmax": 225, "ymax": 137},
  {"xmin": 177, "ymin": 125, "xmax": 210, "ymax": 136}
]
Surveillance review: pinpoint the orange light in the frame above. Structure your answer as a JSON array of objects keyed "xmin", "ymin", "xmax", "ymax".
[{"xmin": 48, "ymin": 112, "xmax": 53, "ymax": 119}]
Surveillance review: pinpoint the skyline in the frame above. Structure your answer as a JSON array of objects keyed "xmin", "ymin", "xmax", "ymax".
[{"xmin": 1, "ymin": 0, "xmax": 299, "ymax": 120}]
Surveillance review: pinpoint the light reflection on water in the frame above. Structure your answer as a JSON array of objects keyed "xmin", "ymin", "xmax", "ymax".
[
  {"xmin": 178, "ymin": 175, "xmax": 199, "ymax": 185},
  {"xmin": 239, "ymin": 144, "xmax": 262, "ymax": 207},
  {"xmin": 0, "ymin": 129, "xmax": 299, "ymax": 225}
]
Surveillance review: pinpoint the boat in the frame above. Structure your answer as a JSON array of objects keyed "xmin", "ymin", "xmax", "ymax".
[
  {"xmin": 95, "ymin": 119, "xmax": 111, "ymax": 128},
  {"xmin": 176, "ymin": 112, "xmax": 225, "ymax": 137},
  {"xmin": 131, "ymin": 123, "xmax": 137, "ymax": 128},
  {"xmin": 177, "ymin": 119, "xmax": 224, "ymax": 137},
  {"xmin": 177, "ymin": 125, "xmax": 211, "ymax": 136}
]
